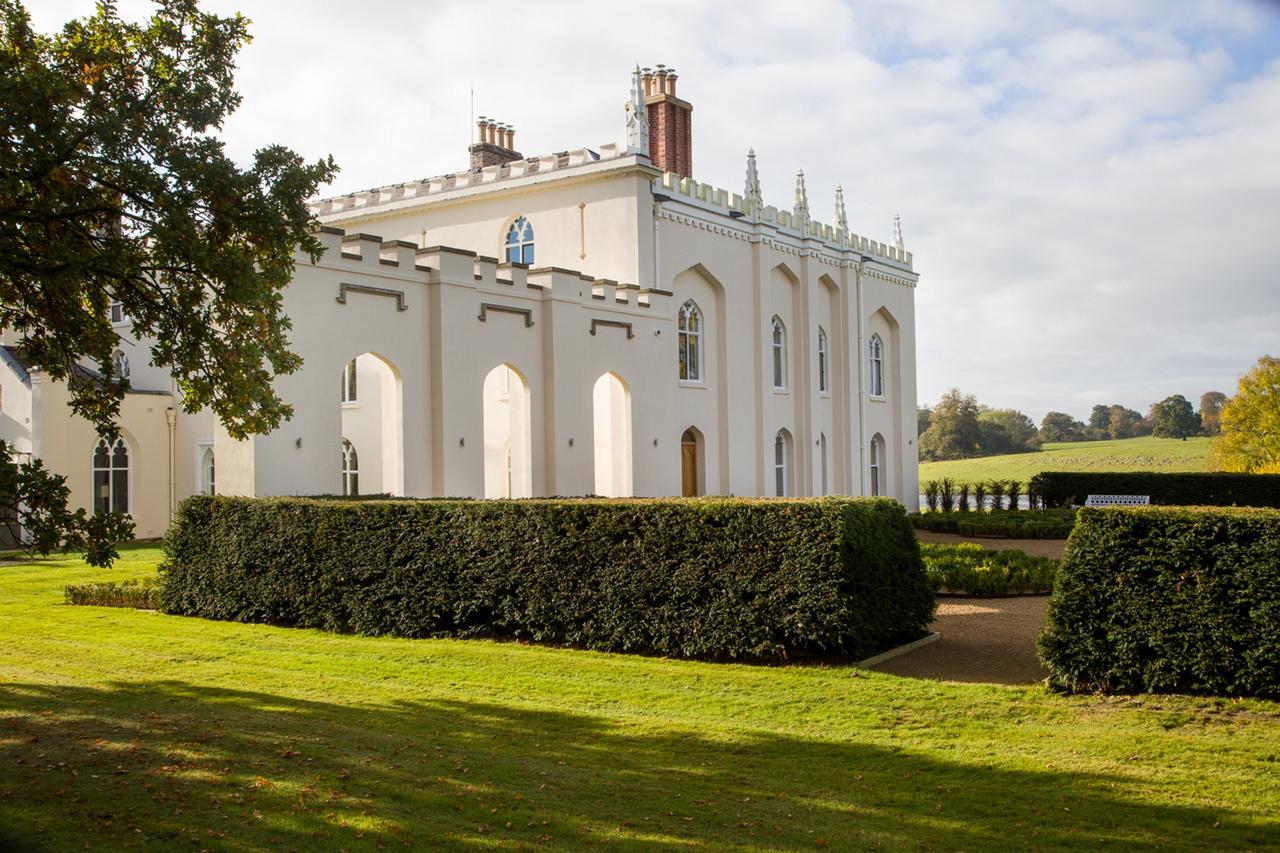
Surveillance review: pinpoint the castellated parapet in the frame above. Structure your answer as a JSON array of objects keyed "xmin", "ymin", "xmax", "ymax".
[{"xmin": 306, "ymin": 225, "xmax": 666, "ymax": 316}]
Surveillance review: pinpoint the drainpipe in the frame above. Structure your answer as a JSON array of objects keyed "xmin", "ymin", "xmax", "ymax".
[{"xmin": 165, "ymin": 407, "xmax": 177, "ymax": 522}]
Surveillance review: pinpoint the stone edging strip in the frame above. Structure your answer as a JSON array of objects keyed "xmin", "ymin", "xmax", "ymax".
[{"xmin": 857, "ymin": 631, "xmax": 941, "ymax": 667}]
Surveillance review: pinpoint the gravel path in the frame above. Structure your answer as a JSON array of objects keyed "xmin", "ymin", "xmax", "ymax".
[
  {"xmin": 873, "ymin": 596, "xmax": 1050, "ymax": 685},
  {"xmin": 915, "ymin": 530, "xmax": 1067, "ymax": 560}
]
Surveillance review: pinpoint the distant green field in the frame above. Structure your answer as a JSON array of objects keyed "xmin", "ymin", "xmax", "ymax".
[{"xmin": 919, "ymin": 435, "xmax": 1214, "ymax": 486}]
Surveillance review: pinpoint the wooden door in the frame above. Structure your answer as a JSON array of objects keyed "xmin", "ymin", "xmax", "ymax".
[{"xmin": 681, "ymin": 441, "xmax": 698, "ymax": 497}]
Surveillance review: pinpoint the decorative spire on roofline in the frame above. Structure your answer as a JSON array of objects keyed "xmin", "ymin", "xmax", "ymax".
[
  {"xmin": 744, "ymin": 149, "xmax": 762, "ymax": 211},
  {"xmin": 834, "ymin": 185, "xmax": 847, "ymax": 232},
  {"xmin": 892, "ymin": 213, "xmax": 904, "ymax": 250},
  {"xmin": 625, "ymin": 65, "xmax": 649, "ymax": 156},
  {"xmin": 793, "ymin": 170, "xmax": 810, "ymax": 226}
]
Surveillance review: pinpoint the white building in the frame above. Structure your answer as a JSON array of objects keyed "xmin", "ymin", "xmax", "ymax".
[{"xmin": 2, "ymin": 66, "xmax": 919, "ymax": 539}]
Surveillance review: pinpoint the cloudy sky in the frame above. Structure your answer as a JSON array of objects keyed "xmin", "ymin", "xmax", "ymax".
[{"xmin": 34, "ymin": 0, "xmax": 1280, "ymax": 423}]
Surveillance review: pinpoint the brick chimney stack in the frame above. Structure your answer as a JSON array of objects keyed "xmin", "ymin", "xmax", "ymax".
[
  {"xmin": 470, "ymin": 117, "xmax": 523, "ymax": 170},
  {"xmin": 641, "ymin": 64, "xmax": 692, "ymax": 178}
]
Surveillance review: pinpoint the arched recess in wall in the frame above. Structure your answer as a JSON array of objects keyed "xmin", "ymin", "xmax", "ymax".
[
  {"xmin": 680, "ymin": 425, "xmax": 704, "ymax": 497},
  {"xmin": 592, "ymin": 372, "xmax": 632, "ymax": 497},
  {"xmin": 339, "ymin": 352, "xmax": 404, "ymax": 496},
  {"xmin": 868, "ymin": 305, "xmax": 901, "ymax": 403},
  {"xmin": 817, "ymin": 273, "xmax": 841, "ymax": 493},
  {"xmin": 866, "ymin": 306, "xmax": 901, "ymax": 500},
  {"xmin": 482, "ymin": 363, "xmax": 533, "ymax": 498},
  {"xmin": 672, "ymin": 263, "xmax": 729, "ymax": 493}
]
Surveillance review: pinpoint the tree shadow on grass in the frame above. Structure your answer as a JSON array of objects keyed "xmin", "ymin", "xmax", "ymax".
[{"xmin": 0, "ymin": 680, "xmax": 1270, "ymax": 851}]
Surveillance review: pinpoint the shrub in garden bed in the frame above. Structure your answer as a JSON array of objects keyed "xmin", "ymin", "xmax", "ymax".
[
  {"xmin": 910, "ymin": 509, "xmax": 1076, "ymax": 539},
  {"xmin": 920, "ymin": 542, "xmax": 1057, "ymax": 594},
  {"xmin": 64, "ymin": 578, "xmax": 158, "ymax": 609},
  {"xmin": 161, "ymin": 496, "xmax": 936, "ymax": 662},
  {"xmin": 1039, "ymin": 506, "xmax": 1280, "ymax": 697}
]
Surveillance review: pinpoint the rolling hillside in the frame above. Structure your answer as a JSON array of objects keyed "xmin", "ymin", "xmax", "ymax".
[{"xmin": 918, "ymin": 435, "xmax": 1214, "ymax": 486}]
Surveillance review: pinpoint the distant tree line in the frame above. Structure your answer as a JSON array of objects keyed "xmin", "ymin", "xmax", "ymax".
[{"xmin": 918, "ymin": 387, "xmax": 1233, "ymax": 462}]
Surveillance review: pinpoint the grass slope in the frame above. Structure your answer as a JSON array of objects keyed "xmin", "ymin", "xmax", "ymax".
[
  {"xmin": 920, "ymin": 435, "xmax": 1214, "ymax": 486},
  {"xmin": 0, "ymin": 545, "xmax": 1277, "ymax": 850}
]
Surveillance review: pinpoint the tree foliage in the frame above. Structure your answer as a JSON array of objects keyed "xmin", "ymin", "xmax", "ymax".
[
  {"xmin": 1151, "ymin": 394, "xmax": 1201, "ymax": 440},
  {"xmin": 919, "ymin": 388, "xmax": 982, "ymax": 460},
  {"xmin": 1199, "ymin": 391, "xmax": 1227, "ymax": 436},
  {"xmin": 978, "ymin": 408, "xmax": 1040, "ymax": 455},
  {"xmin": 1039, "ymin": 411, "xmax": 1087, "ymax": 443},
  {"xmin": 1214, "ymin": 356, "xmax": 1280, "ymax": 473},
  {"xmin": 0, "ymin": 0, "xmax": 336, "ymax": 438},
  {"xmin": 1105, "ymin": 404, "xmax": 1146, "ymax": 440}
]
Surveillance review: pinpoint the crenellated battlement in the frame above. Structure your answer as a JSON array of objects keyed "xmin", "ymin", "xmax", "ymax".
[
  {"xmin": 310, "ymin": 142, "xmax": 632, "ymax": 219},
  {"xmin": 303, "ymin": 226, "xmax": 665, "ymax": 315},
  {"xmin": 656, "ymin": 172, "xmax": 912, "ymax": 268}
]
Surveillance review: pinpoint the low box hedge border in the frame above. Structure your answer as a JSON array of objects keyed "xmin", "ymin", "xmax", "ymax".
[
  {"xmin": 160, "ymin": 495, "xmax": 936, "ymax": 662},
  {"xmin": 910, "ymin": 509, "xmax": 1076, "ymax": 539},
  {"xmin": 1029, "ymin": 472, "xmax": 1280, "ymax": 509},
  {"xmin": 1038, "ymin": 505, "xmax": 1280, "ymax": 698},
  {"xmin": 920, "ymin": 542, "xmax": 1057, "ymax": 595}
]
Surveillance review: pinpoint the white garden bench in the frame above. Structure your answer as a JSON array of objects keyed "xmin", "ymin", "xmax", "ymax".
[{"xmin": 1084, "ymin": 494, "xmax": 1150, "ymax": 507}]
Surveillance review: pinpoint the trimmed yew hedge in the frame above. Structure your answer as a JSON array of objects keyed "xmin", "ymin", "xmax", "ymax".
[
  {"xmin": 1030, "ymin": 471, "xmax": 1280, "ymax": 508},
  {"xmin": 1039, "ymin": 506, "xmax": 1280, "ymax": 697},
  {"xmin": 160, "ymin": 495, "xmax": 935, "ymax": 661}
]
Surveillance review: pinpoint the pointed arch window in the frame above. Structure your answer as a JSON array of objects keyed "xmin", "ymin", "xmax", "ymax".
[
  {"xmin": 817, "ymin": 326, "xmax": 829, "ymax": 393},
  {"xmin": 92, "ymin": 437, "xmax": 129, "ymax": 514},
  {"xmin": 870, "ymin": 434, "xmax": 885, "ymax": 497},
  {"xmin": 341, "ymin": 358, "xmax": 357, "ymax": 404},
  {"xmin": 341, "ymin": 439, "xmax": 359, "ymax": 497},
  {"xmin": 678, "ymin": 300, "xmax": 703, "ymax": 382},
  {"xmin": 505, "ymin": 216, "xmax": 535, "ymax": 265},
  {"xmin": 771, "ymin": 316, "xmax": 787, "ymax": 389},
  {"xmin": 111, "ymin": 350, "xmax": 130, "ymax": 380},
  {"xmin": 869, "ymin": 333, "xmax": 884, "ymax": 398},
  {"xmin": 200, "ymin": 446, "xmax": 216, "ymax": 495},
  {"xmin": 773, "ymin": 429, "xmax": 792, "ymax": 497}
]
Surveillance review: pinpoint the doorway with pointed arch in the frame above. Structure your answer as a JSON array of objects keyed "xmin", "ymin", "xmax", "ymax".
[
  {"xmin": 483, "ymin": 363, "xmax": 533, "ymax": 498},
  {"xmin": 593, "ymin": 372, "xmax": 632, "ymax": 497}
]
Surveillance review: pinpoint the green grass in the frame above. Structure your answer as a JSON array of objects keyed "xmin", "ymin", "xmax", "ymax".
[
  {"xmin": 1, "ymin": 546, "xmax": 1278, "ymax": 850},
  {"xmin": 920, "ymin": 435, "xmax": 1214, "ymax": 486}
]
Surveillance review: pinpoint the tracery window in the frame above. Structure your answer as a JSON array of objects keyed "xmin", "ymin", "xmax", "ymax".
[
  {"xmin": 505, "ymin": 216, "xmax": 535, "ymax": 265},
  {"xmin": 869, "ymin": 333, "xmax": 884, "ymax": 398},
  {"xmin": 92, "ymin": 437, "xmax": 129, "ymax": 514},
  {"xmin": 773, "ymin": 429, "xmax": 792, "ymax": 497},
  {"xmin": 678, "ymin": 300, "xmax": 703, "ymax": 382},
  {"xmin": 342, "ymin": 439, "xmax": 359, "ymax": 497},
  {"xmin": 771, "ymin": 316, "xmax": 786, "ymax": 389},
  {"xmin": 870, "ymin": 434, "xmax": 885, "ymax": 497},
  {"xmin": 817, "ymin": 326, "xmax": 829, "ymax": 393},
  {"xmin": 111, "ymin": 350, "xmax": 130, "ymax": 380}
]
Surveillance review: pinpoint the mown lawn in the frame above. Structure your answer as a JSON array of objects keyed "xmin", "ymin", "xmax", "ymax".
[
  {"xmin": 920, "ymin": 435, "xmax": 1214, "ymax": 486},
  {"xmin": 1, "ymin": 545, "xmax": 1278, "ymax": 850}
]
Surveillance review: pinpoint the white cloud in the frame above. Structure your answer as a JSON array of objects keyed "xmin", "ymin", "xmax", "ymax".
[{"xmin": 28, "ymin": 0, "xmax": 1280, "ymax": 422}]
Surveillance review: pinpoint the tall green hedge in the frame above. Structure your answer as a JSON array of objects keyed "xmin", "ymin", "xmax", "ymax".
[
  {"xmin": 1039, "ymin": 506, "xmax": 1280, "ymax": 697},
  {"xmin": 1030, "ymin": 471, "xmax": 1280, "ymax": 508},
  {"xmin": 160, "ymin": 496, "xmax": 935, "ymax": 661}
]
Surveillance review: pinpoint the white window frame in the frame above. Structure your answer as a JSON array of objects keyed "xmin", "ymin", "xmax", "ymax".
[
  {"xmin": 771, "ymin": 316, "xmax": 787, "ymax": 390},
  {"xmin": 773, "ymin": 429, "xmax": 791, "ymax": 497},
  {"xmin": 870, "ymin": 434, "xmax": 884, "ymax": 497},
  {"xmin": 92, "ymin": 436, "xmax": 130, "ymax": 515},
  {"xmin": 342, "ymin": 438, "xmax": 359, "ymax": 497},
  {"xmin": 678, "ymin": 300, "xmax": 703, "ymax": 384},
  {"xmin": 109, "ymin": 301, "xmax": 128, "ymax": 326},
  {"xmin": 869, "ymin": 333, "xmax": 885, "ymax": 399},
  {"xmin": 817, "ymin": 326, "xmax": 829, "ymax": 394},
  {"xmin": 111, "ymin": 349, "xmax": 130, "ymax": 380},
  {"xmin": 194, "ymin": 441, "xmax": 215, "ymax": 496},
  {"xmin": 505, "ymin": 216, "xmax": 535, "ymax": 265}
]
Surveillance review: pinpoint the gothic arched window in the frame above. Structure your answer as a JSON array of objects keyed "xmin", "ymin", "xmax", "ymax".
[
  {"xmin": 870, "ymin": 433, "xmax": 886, "ymax": 497},
  {"xmin": 817, "ymin": 326, "xmax": 829, "ymax": 393},
  {"xmin": 505, "ymin": 216, "xmax": 535, "ymax": 265},
  {"xmin": 773, "ymin": 429, "xmax": 792, "ymax": 497},
  {"xmin": 678, "ymin": 300, "xmax": 703, "ymax": 382},
  {"xmin": 111, "ymin": 350, "xmax": 130, "ymax": 380},
  {"xmin": 869, "ymin": 333, "xmax": 884, "ymax": 398},
  {"xmin": 342, "ymin": 439, "xmax": 359, "ymax": 497},
  {"xmin": 771, "ymin": 316, "xmax": 787, "ymax": 389},
  {"xmin": 92, "ymin": 437, "xmax": 129, "ymax": 515}
]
